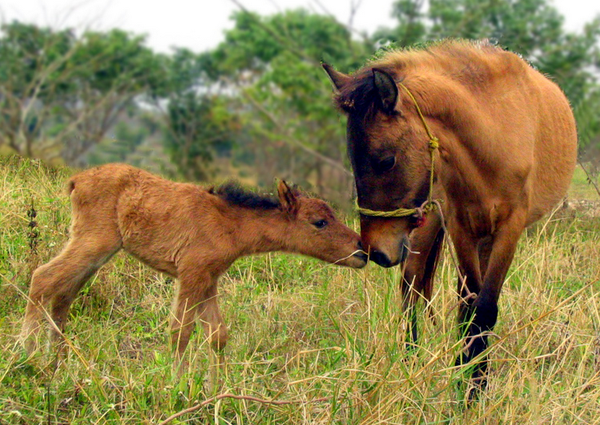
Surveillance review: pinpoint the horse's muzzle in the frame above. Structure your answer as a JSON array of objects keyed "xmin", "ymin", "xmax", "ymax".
[
  {"xmin": 369, "ymin": 236, "xmax": 410, "ymax": 268},
  {"xmin": 370, "ymin": 249, "xmax": 394, "ymax": 267}
]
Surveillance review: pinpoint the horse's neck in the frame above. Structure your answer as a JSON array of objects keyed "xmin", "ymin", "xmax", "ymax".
[{"xmin": 230, "ymin": 208, "xmax": 291, "ymax": 256}]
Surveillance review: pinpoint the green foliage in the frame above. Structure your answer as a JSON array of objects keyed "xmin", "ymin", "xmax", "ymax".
[
  {"xmin": 2, "ymin": 0, "xmax": 600, "ymax": 184},
  {"xmin": 201, "ymin": 9, "xmax": 370, "ymax": 201},
  {"xmin": 150, "ymin": 48, "xmax": 242, "ymax": 181},
  {"xmin": 163, "ymin": 92, "xmax": 239, "ymax": 181},
  {"xmin": 0, "ymin": 22, "xmax": 165, "ymax": 165},
  {"xmin": 87, "ymin": 121, "xmax": 148, "ymax": 164}
]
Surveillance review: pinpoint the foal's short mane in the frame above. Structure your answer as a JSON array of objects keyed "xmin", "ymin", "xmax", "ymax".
[
  {"xmin": 334, "ymin": 39, "xmax": 504, "ymax": 117},
  {"xmin": 210, "ymin": 181, "xmax": 281, "ymax": 210}
]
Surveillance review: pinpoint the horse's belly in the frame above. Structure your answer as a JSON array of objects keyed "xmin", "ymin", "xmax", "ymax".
[{"xmin": 527, "ymin": 138, "xmax": 577, "ymax": 224}]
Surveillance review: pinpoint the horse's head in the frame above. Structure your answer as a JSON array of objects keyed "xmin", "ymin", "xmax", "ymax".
[
  {"xmin": 323, "ymin": 63, "xmax": 435, "ymax": 268},
  {"xmin": 276, "ymin": 180, "xmax": 368, "ymax": 269}
]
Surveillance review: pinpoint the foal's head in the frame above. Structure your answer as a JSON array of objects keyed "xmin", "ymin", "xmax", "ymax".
[
  {"xmin": 323, "ymin": 63, "xmax": 435, "ymax": 268},
  {"xmin": 275, "ymin": 181, "xmax": 367, "ymax": 268}
]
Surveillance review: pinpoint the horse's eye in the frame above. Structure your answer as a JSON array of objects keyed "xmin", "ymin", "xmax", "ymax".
[
  {"xmin": 312, "ymin": 219, "xmax": 328, "ymax": 229},
  {"xmin": 374, "ymin": 156, "xmax": 396, "ymax": 173}
]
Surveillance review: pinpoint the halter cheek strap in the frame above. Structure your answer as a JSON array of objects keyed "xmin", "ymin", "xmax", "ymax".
[{"xmin": 355, "ymin": 82, "xmax": 440, "ymax": 219}]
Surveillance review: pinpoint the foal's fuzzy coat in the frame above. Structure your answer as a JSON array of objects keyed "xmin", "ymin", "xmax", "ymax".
[{"xmin": 21, "ymin": 163, "xmax": 366, "ymax": 364}]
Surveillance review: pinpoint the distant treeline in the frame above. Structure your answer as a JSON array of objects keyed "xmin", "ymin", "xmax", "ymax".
[{"xmin": 1, "ymin": 0, "xmax": 599, "ymax": 203}]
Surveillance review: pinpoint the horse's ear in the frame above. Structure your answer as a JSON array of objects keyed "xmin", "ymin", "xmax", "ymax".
[
  {"xmin": 277, "ymin": 180, "xmax": 299, "ymax": 216},
  {"xmin": 372, "ymin": 68, "xmax": 398, "ymax": 114},
  {"xmin": 322, "ymin": 62, "xmax": 351, "ymax": 92}
]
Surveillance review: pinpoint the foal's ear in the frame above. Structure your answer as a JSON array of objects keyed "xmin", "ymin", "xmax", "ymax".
[
  {"xmin": 277, "ymin": 180, "xmax": 300, "ymax": 216},
  {"xmin": 322, "ymin": 62, "xmax": 351, "ymax": 92},
  {"xmin": 372, "ymin": 68, "xmax": 398, "ymax": 114}
]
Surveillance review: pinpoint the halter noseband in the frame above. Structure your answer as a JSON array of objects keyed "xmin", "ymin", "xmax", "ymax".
[{"xmin": 356, "ymin": 82, "xmax": 440, "ymax": 220}]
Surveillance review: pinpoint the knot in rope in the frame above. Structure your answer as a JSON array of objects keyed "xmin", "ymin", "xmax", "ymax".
[{"xmin": 429, "ymin": 137, "xmax": 439, "ymax": 151}]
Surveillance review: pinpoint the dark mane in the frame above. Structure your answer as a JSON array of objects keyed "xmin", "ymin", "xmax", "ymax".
[
  {"xmin": 334, "ymin": 67, "xmax": 394, "ymax": 118},
  {"xmin": 211, "ymin": 181, "xmax": 280, "ymax": 210}
]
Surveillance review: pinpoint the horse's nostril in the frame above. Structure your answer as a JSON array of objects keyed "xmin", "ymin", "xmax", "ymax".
[
  {"xmin": 370, "ymin": 250, "xmax": 393, "ymax": 268},
  {"xmin": 357, "ymin": 240, "xmax": 364, "ymax": 250}
]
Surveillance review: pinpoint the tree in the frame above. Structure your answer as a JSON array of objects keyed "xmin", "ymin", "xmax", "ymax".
[
  {"xmin": 145, "ymin": 48, "xmax": 241, "ymax": 181},
  {"xmin": 58, "ymin": 29, "xmax": 166, "ymax": 165},
  {"xmin": 201, "ymin": 9, "xmax": 371, "ymax": 202},
  {"xmin": 0, "ymin": 22, "xmax": 74, "ymax": 158},
  {"xmin": 0, "ymin": 22, "xmax": 166, "ymax": 166}
]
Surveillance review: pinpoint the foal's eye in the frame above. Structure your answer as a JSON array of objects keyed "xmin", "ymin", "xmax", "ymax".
[
  {"xmin": 312, "ymin": 219, "xmax": 328, "ymax": 229},
  {"xmin": 374, "ymin": 156, "xmax": 396, "ymax": 173}
]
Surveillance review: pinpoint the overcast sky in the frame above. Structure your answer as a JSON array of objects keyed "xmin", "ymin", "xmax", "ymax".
[{"xmin": 2, "ymin": 0, "xmax": 599, "ymax": 53}]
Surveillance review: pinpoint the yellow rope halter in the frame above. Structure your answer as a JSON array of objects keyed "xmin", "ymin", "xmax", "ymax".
[{"xmin": 356, "ymin": 82, "xmax": 439, "ymax": 219}]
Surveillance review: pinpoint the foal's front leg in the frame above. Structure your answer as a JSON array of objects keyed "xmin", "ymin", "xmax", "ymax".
[
  {"xmin": 171, "ymin": 272, "xmax": 227, "ymax": 376},
  {"xmin": 197, "ymin": 282, "xmax": 228, "ymax": 390}
]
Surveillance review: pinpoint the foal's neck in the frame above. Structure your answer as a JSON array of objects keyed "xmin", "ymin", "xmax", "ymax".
[{"xmin": 228, "ymin": 207, "xmax": 293, "ymax": 256}]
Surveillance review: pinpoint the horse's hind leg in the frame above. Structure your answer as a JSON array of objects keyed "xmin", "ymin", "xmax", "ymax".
[{"xmin": 21, "ymin": 235, "xmax": 121, "ymax": 354}]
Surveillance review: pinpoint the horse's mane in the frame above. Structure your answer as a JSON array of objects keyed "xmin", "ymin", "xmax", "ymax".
[
  {"xmin": 210, "ymin": 181, "xmax": 281, "ymax": 210},
  {"xmin": 334, "ymin": 39, "xmax": 505, "ymax": 116}
]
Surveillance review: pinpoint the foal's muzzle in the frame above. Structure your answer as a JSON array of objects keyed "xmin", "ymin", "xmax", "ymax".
[{"xmin": 352, "ymin": 241, "xmax": 368, "ymax": 267}]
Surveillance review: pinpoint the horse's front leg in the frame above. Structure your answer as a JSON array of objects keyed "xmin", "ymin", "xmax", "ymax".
[
  {"xmin": 402, "ymin": 212, "xmax": 444, "ymax": 347},
  {"xmin": 170, "ymin": 269, "xmax": 212, "ymax": 371},
  {"xmin": 171, "ymin": 268, "xmax": 227, "ymax": 390},
  {"xmin": 452, "ymin": 212, "xmax": 526, "ymax": 399},
  {"xmin": 446, "ymin": 224, "xmax": 484, "ymax": 384}
]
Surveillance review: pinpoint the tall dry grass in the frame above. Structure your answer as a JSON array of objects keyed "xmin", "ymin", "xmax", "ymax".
[{"xmin": 1, "ymin": 155, "xmax": 599, "ymax": 424}]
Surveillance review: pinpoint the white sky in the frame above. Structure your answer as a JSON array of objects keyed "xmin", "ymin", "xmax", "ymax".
[{"xmin": 1, "ymin": 0, "xmax": 599, "ymax": 53}]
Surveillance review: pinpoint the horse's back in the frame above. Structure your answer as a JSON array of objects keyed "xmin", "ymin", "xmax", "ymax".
[
  {"xmin": 417, "ymin": 43, "xmax": 577, "ymax": 225},
  {"xmin": 109, "ymin": 166, "xmax": 211, "ymax": 272}
]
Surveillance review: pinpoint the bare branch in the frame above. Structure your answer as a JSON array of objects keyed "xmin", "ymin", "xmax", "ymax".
[
  {"xmin": 310, "ymin": 0, "xmax": 370, "ymax": 44},
  {"xmin": 240, "ymin": 89, "xmax": 351, "ymax": 176}
]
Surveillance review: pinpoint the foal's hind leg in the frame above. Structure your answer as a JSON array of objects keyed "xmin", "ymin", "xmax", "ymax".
[{"xmin": 21, "ymin": 236, "xmax": 121, "ymax": 354}]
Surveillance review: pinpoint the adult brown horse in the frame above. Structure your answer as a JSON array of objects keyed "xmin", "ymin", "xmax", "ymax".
[{"xmin": 323, "ymin": 40, "xmax": 577, "ymax": 395}]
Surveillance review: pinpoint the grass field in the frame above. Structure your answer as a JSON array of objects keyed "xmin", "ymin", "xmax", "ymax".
[{"xmin": 1, "ymin": 155, "xmax": 600, "ymax": 424}]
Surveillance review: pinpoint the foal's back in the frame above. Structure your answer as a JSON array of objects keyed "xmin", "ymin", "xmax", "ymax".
[{"xmin": 69, "ymin": 163, "xmax": 216, "ymax": 277}]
